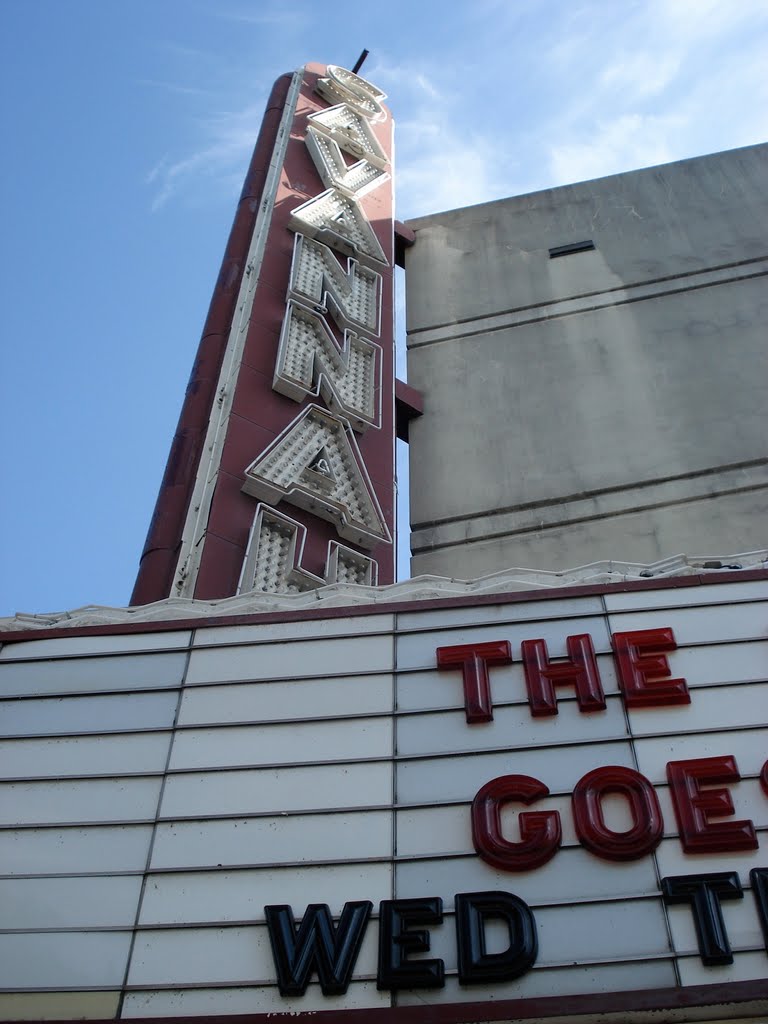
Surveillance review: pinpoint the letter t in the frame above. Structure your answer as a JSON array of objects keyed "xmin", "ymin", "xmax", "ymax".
[{"xmin": 436, "ymin": 641, "xmax": 512, "ymax": 722}]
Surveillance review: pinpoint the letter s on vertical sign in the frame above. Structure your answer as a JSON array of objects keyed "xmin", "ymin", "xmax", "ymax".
[{"xmin": 472, "ymin": 775, "xmax": 561, "ymax": 871}]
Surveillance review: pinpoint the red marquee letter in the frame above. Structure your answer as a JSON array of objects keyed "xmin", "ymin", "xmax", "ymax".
[
  {"xmin": 611, "ymin": 627, "xmax": 689, "ymax": 708},
  {"xmin": 667, "ymin": 755, "xmax": 757, "ymax": 853},
  {"xmin": 436, "ymin": 641, "xmax": 512, "ymax": 723},
  {"xmin": 572, "ymin": 765, "xmax": 664, "ymax": 861},
  {"xmin": 472, "ymin": 775, "xmax": 561, "ymax": 871},
  {"xmin": 521, "ymin": 634, "xmax": 605, "ymax": 717}
]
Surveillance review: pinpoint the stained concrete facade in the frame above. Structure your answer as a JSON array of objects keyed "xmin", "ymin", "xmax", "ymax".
[{"xmin": 404, "ymin": 143, "xmax": 767, "ymax": 579}]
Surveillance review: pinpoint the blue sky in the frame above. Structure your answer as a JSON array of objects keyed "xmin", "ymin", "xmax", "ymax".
[{"xmin": 1, "ymin": 0, "xmax": 766, "ymax": 617}]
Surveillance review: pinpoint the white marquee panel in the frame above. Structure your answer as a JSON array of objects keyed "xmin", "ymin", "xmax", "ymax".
[
  {"xmin": 664, "ymin": 641, "xmax": 768, "ymax": 686},
  {"xmin": 395, "ymin": 697, "xmax": 629, "ymax": 757},
  {"xmin": 185, "ymin": 633, "xmax": 393, "ymax": 684},
  {"xmin": 127, "ymin": 923, "xmax": 380, "ymax": 987},
  {"xmin": 396, "ymin": 739, "xmax": 637, "ymax": 805},
  {"xmin": 167, "ymin": 716, "xmax": 393, "ymax": 770},
  {"xmin": 0, "ymin": 690, "xmax": 179, "ymax": 736},
  {"xmin": 634, "ymin": 729, "xmax": 767, "ymax": 781},
  {"xmin": 626, "ymin": 680, "xmax": 768, "ymax": 735},
  {"xmin": 602, "ymin": 579, "xmax": 768, "ymax": 611},
  {"xmin": 676, "ymin": 950, "xmax": 768, "ymax": 986},
  {"xmin": 159, "ymin": 761, "xmax": 393, "ymax": 818},
  {"xmin": 396, "ymin": 959, "xmax": 678, "ymax": 1006},
  {"xmin": 150, "ymin": 810, "xmax": 393, "ymax": 870},
  {"xmin": 138, "ymin": 864, "xmax": 394, "ymax": 927},
  {"xmin": 396, "ymin": 847, "xmax": 659, "ymax": 906},
  {"xmin": 177, "ymin": 674, "xmax": 393, "ymax": 725},
  {"xmin": 0, "ymin": 874, "xmax": 142, "ymax": 929},
  {"xmin": 0, "ymin": 630, "xmax": 192, "ymax": 660},
  {"xmin": 191, "ymin": 613, "xmax": 394, "ymax": 647},
  {"xmin": 0, "ymin": 824, "xmax": 153, "ymax": 875},
  {"xmin": 394, "ymin": 594, "xmax": 607, "ymax": 632},
  {"xmin": 121, "ymin": 981, "xmax": 390, "ymax": 1018},
  {"xmin": 653, "ymin": 834, "xmax": 766, "ymax": 878},
  {"xmin": 666, "ymin": 889, "xmax": 764, "ymax": 955},
  {"xmin": 0, "ymin": 651, "xmax": 187, "ymax": 697},
  {"xmin": 0, "ymin": 777, "xmax": 163, "ymax": 825},
  {"xmin": 604, "ymin": 600, "xmax": 768, "ymax": 644},
  {"xmin": 0, "ymin": 931, "xmax": 133, "ymax": 988},
  {"xmin": 0, "ymin": 731, "xmax": 172, "ymax": 779}
]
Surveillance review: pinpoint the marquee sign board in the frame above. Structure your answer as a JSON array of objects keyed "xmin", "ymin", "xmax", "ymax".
[
  {"xmin": 132, "ymin": 63, "xmax": 395, "ymax": 605},
  {"xmin": 0, "ymin": 574, "xmax": 766, "ymax": 1020}
]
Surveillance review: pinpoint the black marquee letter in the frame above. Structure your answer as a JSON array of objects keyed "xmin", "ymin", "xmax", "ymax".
[
  {"xmin": 750, "ymin": 867, "xmax": 768, "ymax": 951},
  {"xmin": 265, "ymin": 901, "xmax": 372, "ymax": 995},
  {"xmin": 662, "ymin": 872, "xmax": 743, "ymax": 965},
  {"xmin": 455, "ymin": 890, "xmax": 538, "ymax": 984},
  {"xmin": 377, "ymin": 897, "xmax": 444, "ymax": 989}
]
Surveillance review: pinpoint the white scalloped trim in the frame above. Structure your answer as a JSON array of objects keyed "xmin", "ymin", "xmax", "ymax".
[{"xmin": 2, "ymin": 551, "xmax": 766, "ymax": 633}]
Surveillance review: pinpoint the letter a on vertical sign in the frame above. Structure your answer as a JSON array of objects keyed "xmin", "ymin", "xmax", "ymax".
[{"xmin": 242, "ymin": 405, "xmax": 390, "ymax": 549}]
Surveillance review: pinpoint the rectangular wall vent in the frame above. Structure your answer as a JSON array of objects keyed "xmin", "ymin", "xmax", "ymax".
[{"xmin": 549, "ymin": 239, "xmax": 596, "ymax": 258}]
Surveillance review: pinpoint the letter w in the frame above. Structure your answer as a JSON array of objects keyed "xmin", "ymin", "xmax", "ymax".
[{"xmin": 264, "ymin": 901, "xmax": 372, "ymax": 996}]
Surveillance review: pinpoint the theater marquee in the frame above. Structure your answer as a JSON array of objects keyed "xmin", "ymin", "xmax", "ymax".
[{"xmin": 0, "ymin": 573, "xmax": 766, "ymax": 1020}]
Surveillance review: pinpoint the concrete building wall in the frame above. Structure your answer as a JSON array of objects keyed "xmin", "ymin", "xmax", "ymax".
[{"xmin": 404, "ymin": 144, "xmax": 768, "ymax": 579}]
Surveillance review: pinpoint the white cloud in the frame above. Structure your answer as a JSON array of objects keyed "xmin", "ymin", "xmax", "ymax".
[
  {"xmin": 549, "ymin": 112, "xmax": 683, "ymax": 185},
  {"xmin": 146, "ymin": 100, "xmax": 268, "ymax": 211},
  {"xmin": 396, "ymin": 120, "xmax": 507, "ymax": 217},
  {"xmin": 539, "ymin": 0, "xmax": 768, "ymax": 188},
  {"xmin": 598, "ymin": 52, "xmax": 681, "ymax": 101},
  {"xmin": 138, "ymin": 78, "xmax": 213, "ymax": 97},
  {"xmin": 367, "ymin": 58, "xmax": 509, "ymax": 217}
]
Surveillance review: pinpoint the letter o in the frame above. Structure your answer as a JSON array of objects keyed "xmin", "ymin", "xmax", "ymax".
[{"xmin": 572, "ymin": 765, "xmax": 663, "ymax": 861}]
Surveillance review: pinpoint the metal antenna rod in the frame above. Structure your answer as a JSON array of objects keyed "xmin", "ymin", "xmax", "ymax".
[{"xmin": 352, "ymin": 49, "xmax": 369, "ymax": 74}]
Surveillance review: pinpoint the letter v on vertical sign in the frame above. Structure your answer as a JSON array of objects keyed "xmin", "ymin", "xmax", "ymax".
[
  {"xmin": 289, "ymin": 190, "xmax": 387, "ymax": 266},
  {"xmin": 307, "ymin": 103, "xmax": 388, "ymax": 167},
  {"xmin": 305, "ymin": 127, "xmax": 389, "ymax": 197}
]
